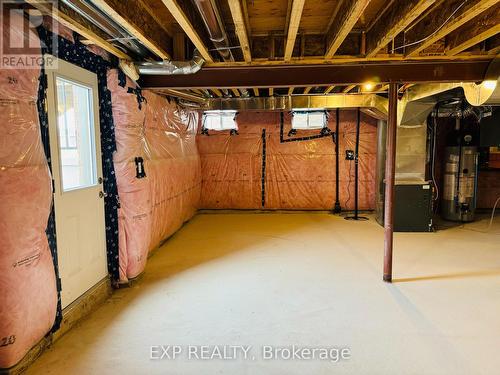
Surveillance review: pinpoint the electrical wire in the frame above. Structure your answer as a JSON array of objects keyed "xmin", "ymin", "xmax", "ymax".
[{"xmin": 391, "ymin": 0, "xmax": 468, "ymax": 53}]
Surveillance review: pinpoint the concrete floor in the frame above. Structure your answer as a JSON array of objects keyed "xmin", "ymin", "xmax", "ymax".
[{"xmin": 26, "ymin": 213, "xmax": 500, "ymax": 375}]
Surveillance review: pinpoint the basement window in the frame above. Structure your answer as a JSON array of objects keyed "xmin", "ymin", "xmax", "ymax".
[
  {"xmin": 202, "ymin": 110, "xmax": 237, "ymax": 131},
  {"xmin": 291, "ymin": 110, "xmax": 328, "ymax": 130}
]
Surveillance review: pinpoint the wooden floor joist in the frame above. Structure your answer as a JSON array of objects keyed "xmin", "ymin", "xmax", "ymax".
[
  {"xmin": 284, "ymin": 0, "xmax": 306, "ymax": 61},
  {"xmin": 324, "ymin": 86, "xmax": 336, "ymax": 94},
  {"xmin": 325, "ymin": 0, "xmax": 372, "ymax": 58},
  {"xmin": 159, "ymin": 0, "xmax": 214, "ymax": 62},
  {"xmin": 211, "ymin": 89, "xmax": 223, "ymax": 97},
  {"xmin": 343, "ymin": 85, "xmax": 357, "ymax": 93},
  {"xmin": 228, "ymin": 0, "xmax": 252, "ymax": 62},
  {"xmin": 92, "ymin": 0, "xmax": 172, "ymax": 59},
  {"xmin": 445, "ymin": 4, "xmax": 500, "ymax": 56},
  {"xmin": 26, "ymin": 0, "xmax": 131, "ymax": 60},
  {"xmin": 405, "ymin": 0, "xmax": 499, "ymax": 57},
  {"xmin": 365, "ymin": 0, "xmax": 436, "ymax": 57}
]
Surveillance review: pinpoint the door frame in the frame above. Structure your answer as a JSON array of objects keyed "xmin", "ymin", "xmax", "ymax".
[{"xmin": 45, "ymin": 57, "xmax": 109, "ymax": 308}]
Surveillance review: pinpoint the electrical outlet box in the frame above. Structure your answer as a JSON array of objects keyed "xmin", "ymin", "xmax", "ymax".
[{"xmin": 345, "ymin": 150, "xmax": 355, "ymax": 160}]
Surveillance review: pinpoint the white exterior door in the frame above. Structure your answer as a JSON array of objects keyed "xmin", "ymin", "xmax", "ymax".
[{"xmin": 46, "ymin": 58, "xmax": 108, "ymax": 308}]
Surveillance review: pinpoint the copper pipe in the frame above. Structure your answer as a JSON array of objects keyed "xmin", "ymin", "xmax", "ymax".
[{"xmin": 383, "ymin": 82, "xmax": 398, "ymax": 282}]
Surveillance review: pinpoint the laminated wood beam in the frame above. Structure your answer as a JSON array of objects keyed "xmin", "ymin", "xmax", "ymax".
[
  {"xmin": 325, "ymin": 0, "xmax": 372, "ymax": 58},
  {"xmin": 92, "ymin": 0, "xmax": 172, "ymax": 59},
  {"xmin": 405, "ymin": 0, "xmax": 499, "ymax": 57},
  {"xmin": 366, "ymin": 0, "xmax": 436, "ymax": 57}
]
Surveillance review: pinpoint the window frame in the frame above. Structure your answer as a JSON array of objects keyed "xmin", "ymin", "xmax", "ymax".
[{"xmin": 291, "ymin": 109, "xmax": 328, "ymax": 130}]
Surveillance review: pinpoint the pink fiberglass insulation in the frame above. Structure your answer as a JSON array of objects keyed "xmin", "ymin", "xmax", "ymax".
[
  {"xmin": 108, "ymin": 70, "xmax": 201, "ymax": 282},
  {"xmin": 197, "ymin": 110, "xmax": 377, "ymax": 210},
  {"xmin": 0, "ymin": 12, "xmax": 57, "ymax": 369}
]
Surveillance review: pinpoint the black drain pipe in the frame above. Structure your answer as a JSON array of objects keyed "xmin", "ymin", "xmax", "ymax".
[
  {"xmin": 345, "ymin": 108, "xmax": 368, "ymax": 221},
  {"xmin": 333, "ymin": 108, "xmax": 341, "ymax": 213}
]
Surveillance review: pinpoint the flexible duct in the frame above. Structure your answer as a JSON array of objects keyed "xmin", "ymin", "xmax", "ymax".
[{"xmin": 135, "ymin": 50, "xmax": 205, "ymax": 75}]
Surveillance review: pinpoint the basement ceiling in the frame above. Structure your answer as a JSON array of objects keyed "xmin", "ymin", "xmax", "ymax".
[{"xmin": 29, "ymin": 0, "xmax": 500, "ymax": 101}]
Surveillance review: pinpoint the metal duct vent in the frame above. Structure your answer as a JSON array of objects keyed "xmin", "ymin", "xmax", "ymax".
[
  {"xmin": 192, "ymin": 0, "xmax": 233, "ymax": 61},
  {"xmin": 192, "ymin": 0, "xmax": 249, "ymax": 97},
  {"xmin": 135, "ymin": 50, "xmax": 205, "ymax": 75}
]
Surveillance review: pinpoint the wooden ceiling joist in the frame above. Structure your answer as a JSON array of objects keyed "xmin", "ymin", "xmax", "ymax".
[
  {"xmin": 228, "ymin": 0, "xmax": 252, "ymax": 62},
  {"xmin": 253, "ymin": 88, "xmax": 260, "ymax": 96},
  {"xmin": 92, "ymin": 0, "xmax": 172, "ymax": 60},
  {"xmin": 26, "ymin": 0, "xmax": 131, "ymax": 60},
  {"xmin": 445, "ymin": 4, "xmax": 500, "ymax": 56},
  {"xmin": 343, "ymin": 85, "xmax": 357, "ymax": 93},
  {"xmin": 325, "ymin": 0, "xmax": 372, "ymax": 58},
  {"xmin": 231, "ymin": 88, "xmax": 241, "ymax": 97},
  {"xmin": 365, "ymin": 0, "xmax": 436, "ymax": 57},
  {"xmin": 137, "ymin": 0, "xmax": 174, "ymax": 37},
  {"xmin": 159, "ymin": 89, "xmax": 205, "ymax": 103},
  {"xmin": 405, "ymin": 0, "xmax": 499, "ymax": 57},
  {"xmin": 160, "ymin": 0, "xmax": 214, "ymax": 62},
  {"xmin": 269, "ymin": 88, "xmax": 274, "ymax": 96},
  {"xmin": 211, "ymin": 89, "xmax": 223, "ymax": 97},
  {"xmin": 288, "ymin": 87, "xmax": 295, "ymax": 95},
  {"xmin": 303, "ymin": 87, "xmax": 312, "ymax": 94},
  {"xmin": 324, "ymin": 86, "xmax": 336, "ymax": 94},
  {"xmin": 284, "ymin": 0, "xmax": 306, "ymax": 61},
  {"xmin": 487, "ymin": 34, "xmax": 500, "ymax": 54}
]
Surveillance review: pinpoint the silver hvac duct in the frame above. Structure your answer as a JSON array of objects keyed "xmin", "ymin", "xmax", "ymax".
[
  {"xmin": 192, "ymin": 0, "xmax": 249, "ymax": 97},
  {"xmin": 201, "ymin": 94, "xmax": 389, "ymax": 118},
  {"xmin": 192, "ymin": 0, "xmax": 233, "ymax": 61},
  {"xmin": 135, "ymin": 50, "xmax": 205, "ymax": 75}
]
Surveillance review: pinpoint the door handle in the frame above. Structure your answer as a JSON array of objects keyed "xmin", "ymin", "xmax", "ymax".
[
  {"xmin": 99, "ymin": 191, "xmax": 106, "ymax": 198},
  {"xmin": 98, "ymin": 177, "xmax": 103, "ymax": 184}
]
